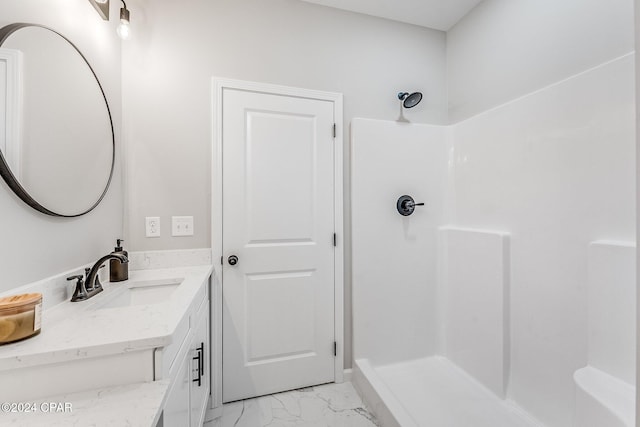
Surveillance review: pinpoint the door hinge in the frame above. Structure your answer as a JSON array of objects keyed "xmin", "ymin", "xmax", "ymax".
[
  {"xmin": 333, "ymin": 233, "xmax": 337, "ymax": 247},
  {"xmin": 334, "ymin": 341, "xmax": 337, "ymax": 357},
  {"xmin": 333, "ymin": 123, "xmax": 336, "ymax": 138},
  {"xmin": 220, "ymin": 256, "xmax": 223, "ymax": 265}
]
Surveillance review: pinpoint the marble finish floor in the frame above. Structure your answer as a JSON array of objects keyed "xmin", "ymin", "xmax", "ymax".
[{"xmin": 206, "ymin": 382, "xmax": 380, "ymax": 427}]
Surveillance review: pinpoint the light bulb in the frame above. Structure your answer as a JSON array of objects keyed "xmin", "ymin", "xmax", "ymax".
[
  {"xmin": 117, "ymin": 4, "xmax": 131, "ymax": 40},
  {"xmin": 117, "ymin": 21, "xmax": 130, "ymax": 39}
]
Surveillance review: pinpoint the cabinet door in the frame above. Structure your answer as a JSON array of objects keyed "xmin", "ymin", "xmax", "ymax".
[
  {"xmin": 190, "ymin": 304, "xmax": 210, "ymax": 427},
  {"xmin": 163, "ymin": 352, "xmax": 190, "ymax": 427}
]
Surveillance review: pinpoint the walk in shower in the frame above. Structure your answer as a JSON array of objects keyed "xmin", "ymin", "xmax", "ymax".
[{"xmin": 351, "ymin": 52, "xmax": 636, "ymax": 427}]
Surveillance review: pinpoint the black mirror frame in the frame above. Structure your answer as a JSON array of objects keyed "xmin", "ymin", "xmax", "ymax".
[{"xmin": 0, "ymin": 23, "xmax": 115, "ymax": 218}]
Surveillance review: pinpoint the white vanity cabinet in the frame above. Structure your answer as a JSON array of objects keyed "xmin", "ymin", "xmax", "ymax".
[
  {"xmin": 158, "ymin": 279, "xmax": 211, "ymax": 427},
  {"xmin": 163, "ymin": 350, "xmax": 191, "ymax": 426},
  {"xmin": 0, "ymin": 266, "xmax": 216, "ymax": 427},
  {"xmin": 190, "ymin": 302, "xmax": 210, "ymax": 426}
]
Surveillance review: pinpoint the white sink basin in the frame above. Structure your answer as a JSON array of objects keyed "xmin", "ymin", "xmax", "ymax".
[{"xmin": 93, "ymin": 278, "xmax": 183, "ymax": 310}]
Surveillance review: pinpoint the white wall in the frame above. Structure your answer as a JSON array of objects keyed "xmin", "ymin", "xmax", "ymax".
[
  {"xmin": 452, "ymin": 54, "xmax": 635, "ymax": 427},
  {"xmin": 351, "ymin": 119, "xmax": 448, "ymax": 366},
  {"xmin": 122, "ymin": 0, "xmax": 449, "ymax": 368},
  {"xmin": 635, "ymin": 1, "xmax": 640, "ymax": 425},
  {"xmin": 0, "ymin": 2, "xmax": 123, "ymax": 294},
  {"xmin": 447, "ymin": 0, "xmax": 635, "ymax": 122}
]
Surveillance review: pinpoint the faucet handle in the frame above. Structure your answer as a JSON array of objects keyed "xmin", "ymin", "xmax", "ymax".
[{"xmin": 67, "ymin": 275, "xmax": 88, "ymax": 302}]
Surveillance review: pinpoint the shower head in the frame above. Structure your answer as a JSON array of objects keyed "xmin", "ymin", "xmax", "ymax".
[{"xmin": 398, "ymin": 91, "xmax": 423, "ymax": 108}]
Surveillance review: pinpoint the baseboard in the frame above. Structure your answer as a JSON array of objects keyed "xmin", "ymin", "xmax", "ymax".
[{"xmin": 204, "ymin": 400, "xmax": 223, "ymax": 422}]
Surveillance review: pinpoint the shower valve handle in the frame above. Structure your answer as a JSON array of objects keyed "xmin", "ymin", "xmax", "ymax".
[{"xmin": 397, "ymin": 195, "xmax": 424, "ymax": 216}]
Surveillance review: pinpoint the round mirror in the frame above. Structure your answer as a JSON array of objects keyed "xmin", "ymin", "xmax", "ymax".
[{"xmin": 0, "ymin": 23, "xmax": 114, "ymax": 217}]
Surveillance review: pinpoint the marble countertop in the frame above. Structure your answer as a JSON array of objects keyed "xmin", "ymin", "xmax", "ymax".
[
  {"xmin": 0, "ymin": 265, "xmax": 213, "ymax": 371},
  {"xmin": 4, "ymin": 380, "xmax": 170, "ymax": 427}
]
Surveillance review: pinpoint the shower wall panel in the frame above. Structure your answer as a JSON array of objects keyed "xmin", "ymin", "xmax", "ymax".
[
  {"xmin": 451, "ymin": 53, "xmax": 636, "ymax": 427},
  {"xmin": 351, "ymin": 118, "xmax": 449, "ymax": 366},
  {"xmin": 438, "ymin": 227, "xmax": 510, "ymax": 398},
  {"xmin": 587, "ymin": 241, "xmax": 636, "ymax": 385}
]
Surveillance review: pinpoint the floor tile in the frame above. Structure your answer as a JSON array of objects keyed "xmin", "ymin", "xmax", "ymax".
[{"xmin": 208, "ymin": 382, "xmax": 379, "ymax": 427}]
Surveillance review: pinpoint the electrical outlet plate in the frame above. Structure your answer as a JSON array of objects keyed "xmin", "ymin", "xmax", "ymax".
[
  {"xmin": 172, "ymin": 216, "xmax": 194, "ymax": 237},
  {"xmin": 145, "ymin": 217, "xmax": 161, "ymax": 237}
]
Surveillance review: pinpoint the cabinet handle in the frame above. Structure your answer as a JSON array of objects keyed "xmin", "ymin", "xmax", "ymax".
[
  {"xmin": 192, "ymin": 353, "xmax": 201, "ymax": 387},
  {"xmin": 192, "ymin": 343, "xmax": 205, "ymax": 387},
  {"xmin": 198, "ymin": 342, "xmax": 204, "ymax": 376}
]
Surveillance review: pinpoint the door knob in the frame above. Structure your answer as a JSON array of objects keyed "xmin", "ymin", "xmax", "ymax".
[{"xmin": 228, "ymin": 255, "xmax": 239, "ymax": 266}]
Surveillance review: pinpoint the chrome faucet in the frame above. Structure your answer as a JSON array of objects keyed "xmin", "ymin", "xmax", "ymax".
[{"xmin": 67, "ymin": 253, "xmax": 129, "ymax": 302}]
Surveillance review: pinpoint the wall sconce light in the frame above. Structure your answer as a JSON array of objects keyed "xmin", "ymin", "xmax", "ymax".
[
  {"xmin": 116, "ymin": 0, "xmax": 131, "ymax": 40},
  {"xmin": 88, "ymin": 0, "xmax": 110, "ymax": 20},
  {"xmin": 88, "ymin": 0, "xmax": 131, "ymax": 40}
]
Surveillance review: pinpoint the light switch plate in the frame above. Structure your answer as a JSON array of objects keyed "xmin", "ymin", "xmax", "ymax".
[
  {"xmin": 172, "ymin": 216, "xmax": 194, "ymax": 236},
  {"xmin": 145, "ymin": 217, "xmax": 161, "ymax": 237}
]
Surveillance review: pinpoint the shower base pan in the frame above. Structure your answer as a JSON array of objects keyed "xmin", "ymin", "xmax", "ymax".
[{"xmin": 353, "ymin": 356, "xmax": 543, "ymax": 427}]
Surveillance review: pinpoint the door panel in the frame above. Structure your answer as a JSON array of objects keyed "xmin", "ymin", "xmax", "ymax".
[
  {"xmin": 246, "ymin": 111, "xmax": 315, "ymax": 243},
  {"xmin": 246, "ymin": 271, "xmax": 315, "ymax": 364},
  {"xmin": 222, "ymin": 88, "xmax": 335, "ymax": 402}
]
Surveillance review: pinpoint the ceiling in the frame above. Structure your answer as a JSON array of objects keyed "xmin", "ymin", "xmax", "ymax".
[{"xmin": 299, "ymin": 0, "xmax": 484, "ymax": 31}]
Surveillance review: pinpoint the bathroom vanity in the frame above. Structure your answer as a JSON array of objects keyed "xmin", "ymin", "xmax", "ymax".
[{"xmin": 0, "ymin": 265, "xmax": 215, "ymax": 427}]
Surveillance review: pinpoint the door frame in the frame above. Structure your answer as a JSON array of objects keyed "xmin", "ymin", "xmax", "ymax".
[{"xmin": 211, "ymin": 77, "xmax": 345, "ymax": 384}]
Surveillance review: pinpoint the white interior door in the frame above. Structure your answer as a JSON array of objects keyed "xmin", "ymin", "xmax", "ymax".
[{"xmin": 221, "ymin": 86, "xmax": 336, "ymax": 402}]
